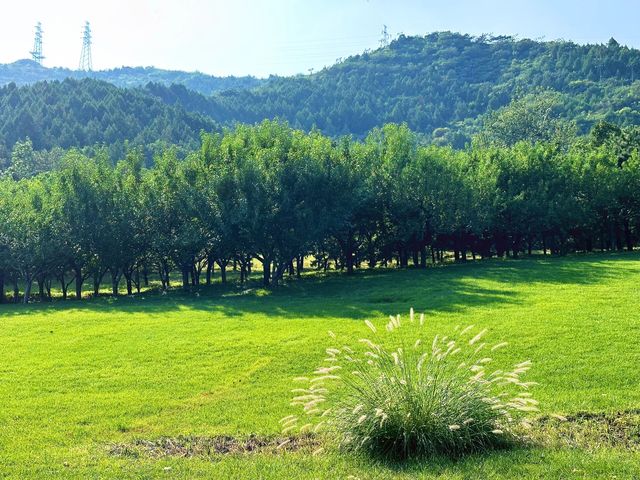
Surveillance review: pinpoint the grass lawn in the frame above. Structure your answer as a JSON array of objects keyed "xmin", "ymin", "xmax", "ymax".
[{"xmin": 1, "ymin": 252, "xmax": 640, "ymax": 478}]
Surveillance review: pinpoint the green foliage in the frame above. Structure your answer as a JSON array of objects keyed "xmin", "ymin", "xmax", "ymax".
[
  {"xmin": 4, "ymin": 33, "xmax": 640, "ymax": 155},
  {"xmin": 0, "ymin": 79, "xmax": 216, "ymax": 157},
  {"xmin": 1, "ymin": 121, "xmax": 640, "ymax": 304},
  {"xmin": 190, "ymin": 32, "xmax": 640, "ymax": 140},
  {"xmin": 477, "ymin": 91, "xmax": 577, "ymax": 147}
]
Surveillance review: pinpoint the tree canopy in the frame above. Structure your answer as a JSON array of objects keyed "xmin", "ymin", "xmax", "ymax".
[{"xmin": 1, "ymin": 120, "xmax": 639, "ymax": 303}]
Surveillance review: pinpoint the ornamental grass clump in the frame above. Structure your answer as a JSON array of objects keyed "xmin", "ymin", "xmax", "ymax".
[{"xmin": 282, "ymin": 309, "xmax": 538, "ymax": 459}]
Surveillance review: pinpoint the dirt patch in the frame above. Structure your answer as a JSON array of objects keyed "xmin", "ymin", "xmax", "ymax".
[
  {"xmin": 109, "ymin": 434, "xmax": 320, "ymax": 459},
  {"xmin": 526, "ymin": 410, "xmax": 640, "ymax": 450}
]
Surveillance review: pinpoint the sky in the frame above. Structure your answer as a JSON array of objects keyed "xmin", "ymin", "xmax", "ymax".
[{"xmin": 1, "ymin": 0, "xmax": 639, "ymax": 78}]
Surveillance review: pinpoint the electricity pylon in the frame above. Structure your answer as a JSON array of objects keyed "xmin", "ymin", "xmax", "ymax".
[
  {"xmin": 30, "ymin": 22, "xmax": 45, "ymax": 65},
  {"xmin": 79, "ymin": 21, "xmax": 93, "ymax": 71}
]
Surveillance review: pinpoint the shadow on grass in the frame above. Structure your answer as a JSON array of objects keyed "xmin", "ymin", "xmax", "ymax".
[
  {"xmin": 347, "ymin": 443, "xmax": 542, "ymax": 478},
  {"xmin": 1, "ymin": 251, "xmax": 638, "ymax": 321}
]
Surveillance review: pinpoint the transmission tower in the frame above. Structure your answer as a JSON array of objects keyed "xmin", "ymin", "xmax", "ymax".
[
  {"xmin": 79, "ymin": 21, "xmax": 93, "ymax": 71},
  {"xmin": 30, "ymin": 22, "xmax": 45, "ymax": 65},
  {"xmin": 380, "ymin": 24, "xmax": 390, "ymax": 48}
]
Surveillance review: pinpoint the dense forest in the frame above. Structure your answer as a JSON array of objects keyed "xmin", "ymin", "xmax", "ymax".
[
  {"xmin": 1, "ymin": 119, "xmax": 639, "ymax": 303},
  {"xmin": 0, "ymin": 59, "xmax": 266, "ymax": 95},
  {"xmin": 201, "ymin": 32, "xmax": 640, "ymax": 142},
  {"xmin": 0, "ymin": 79, "xmax": 216, "ymax": 167},
  {"xmin": 2, "ymin": 32, "xmax": 640, "ymax": 158}
]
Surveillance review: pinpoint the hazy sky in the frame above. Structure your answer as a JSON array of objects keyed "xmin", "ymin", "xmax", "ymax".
[{"xmin": 1, "ymin": 0, "xmax": 639, "ymax": 77}]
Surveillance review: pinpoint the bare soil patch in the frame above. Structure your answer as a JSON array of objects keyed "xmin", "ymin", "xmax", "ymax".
[
  {"xmin": 109, "ymin": 434, "xmax": 320, "ymax": 459},
  {"xmin": 527, "ymin": 410, "xmax": 640, "ymax": 450}
]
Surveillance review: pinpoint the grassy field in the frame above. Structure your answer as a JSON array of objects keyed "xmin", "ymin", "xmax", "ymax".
[{"xmin": 1, "ymin": 252, "xmax": 640, "ymax": 479}]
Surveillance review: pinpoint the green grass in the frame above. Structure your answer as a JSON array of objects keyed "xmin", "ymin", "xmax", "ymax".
[{"xmin": 1, "ymin": 253, "xmax": 640, "ymax": 478}]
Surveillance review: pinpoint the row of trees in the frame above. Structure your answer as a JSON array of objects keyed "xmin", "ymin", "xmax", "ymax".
[{"xmin": 1, "ymin": 120, "xmax": 639, "ymax": 303}]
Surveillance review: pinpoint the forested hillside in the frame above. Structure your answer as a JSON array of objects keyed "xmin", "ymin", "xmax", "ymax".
[
  {"xmin": 0, "ymin": 59, "xmax": 266, "ymax": 95},
  {"xmin": 199, "ymin": 32, "xmax": 640, "ymax": 143},
  {"xmin": 0, "ymin": 79, "xmax": 216, "ymax": 164},
  {"xmin": 2, "ymin": 32, "xmax": 640, "ymax": 157}
]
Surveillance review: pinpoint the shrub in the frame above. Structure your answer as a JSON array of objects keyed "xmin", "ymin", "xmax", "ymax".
[{"xmin": 281, "ymin": 309, "xmax": 538, "ymax": 459}]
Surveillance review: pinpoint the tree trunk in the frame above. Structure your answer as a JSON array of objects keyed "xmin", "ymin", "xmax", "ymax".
[
  {"xmin": 23, "ymin": 274, "xmax": 33, "ymax": 304},
  {"xmin": 206, "ymin": 255, "xmax": 214, "ymax": 285},
  {"xmin": 38, "ymin": 277, "xmax": 45, "ymax": 301},
  {"xmin": 135, "ymin": 267, "xmax": 141, "ymax": 294},
  {"xmin": 217, "ymin": 259, "xmax": 228, "ymax": 284},
  {"xmin": 125, "ymin": 275, "xmax": 133, "ymax": 295},
  {"xmin": 158, "ymin": 266, "xmax": 166, "ymax": 290},
  {"xmin": 110, "ymin": 270, "xmax": 119, "ymax": 296},
  {"xmin": 399, "ymin": 248, "xmax": 409, "ymax": 267},
  {"xmin": 181, "ymin": 267, "xmax": 190, "ymax": 289},
  {"xmin": 624, "ymin": 220, "xmax": 634, "ymax": 251},
  {"xmin": 273, "ymin": 262, "xmax": 287, "ymax": 286},
  {"xmin": 59, "ymin": 273, "xmax": 68, "ymax": 300},
  {"xmin": 0, "ymin": 270, "xmax": 5, "ymax": 304},
  {"xmin": 74, "ymin": 266, "xmax": 83, "ymax": 300},
  {"xmin": 93, "ymin": 270, "xmax": 105, "ymax": 296},
  {"xmin": 296, "ymin": 256, "xmax": 303, "ymax": 277},
  {"xmin": 412, "ymin": 249, "xmax": 419, "ymax": 267},
  {"xmin": 262, "ymin": 259, "xmax": 271, "ymax": 287},
  {"xmin": 346, "ymin": 250, "xmax": 354, "ymax": 274},
  {"xmin": 616, "ymin": 223, "xmax": 624, "ymax": 251}
]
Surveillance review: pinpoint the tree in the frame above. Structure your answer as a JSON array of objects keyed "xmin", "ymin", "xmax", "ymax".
[{"xmin": 477, "ymin": 91, "xmax": 577, "ymax": 148}]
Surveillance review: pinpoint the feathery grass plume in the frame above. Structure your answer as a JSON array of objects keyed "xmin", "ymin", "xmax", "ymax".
[{"xmin": 281, "ymin": 309, "xmax": 538, "ymax": 460}]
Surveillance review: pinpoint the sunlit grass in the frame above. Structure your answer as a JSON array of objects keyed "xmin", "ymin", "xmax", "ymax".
[{"xmin": 1, "ymin": 252, "xmax": 639, "ymax": 478}]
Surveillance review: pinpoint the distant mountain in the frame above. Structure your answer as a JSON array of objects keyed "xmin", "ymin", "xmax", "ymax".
[
  {"xmin": 0, "ymin": 59, "xmax": 267, "ymax": 96},
  {"xmin": 2, "ymin": 32, "xmax": 640, "ymax": 155},
  {"xmin": 184, "ymin": 32, "xmax": 640, "ymax": 144}
]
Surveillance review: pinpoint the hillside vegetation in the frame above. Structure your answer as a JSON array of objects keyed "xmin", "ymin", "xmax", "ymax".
[
  {"xmin": 2, "ymin": 33, "xmax": 640, "ymax": 154},
  {"xmin": 0, "ymin": 79, "xmax": 216, "ymax": 161},
  {"xmin": 168, "ymin": 32, "xmax": 640, "ymax": 142}
]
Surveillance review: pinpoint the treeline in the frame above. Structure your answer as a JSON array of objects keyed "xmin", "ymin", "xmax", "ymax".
[{"xmin": 1, "ymin": 120, "xmax": 639, "ymax": 304}]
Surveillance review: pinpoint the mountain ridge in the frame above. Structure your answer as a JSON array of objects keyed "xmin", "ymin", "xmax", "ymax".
[
  {"xmin": 0, "ymin": 59, "xmax": 267, "ymax": 96},
  {"xmin": 2, "ymin": 31, "xmax": 640, "ymax": 155}
]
